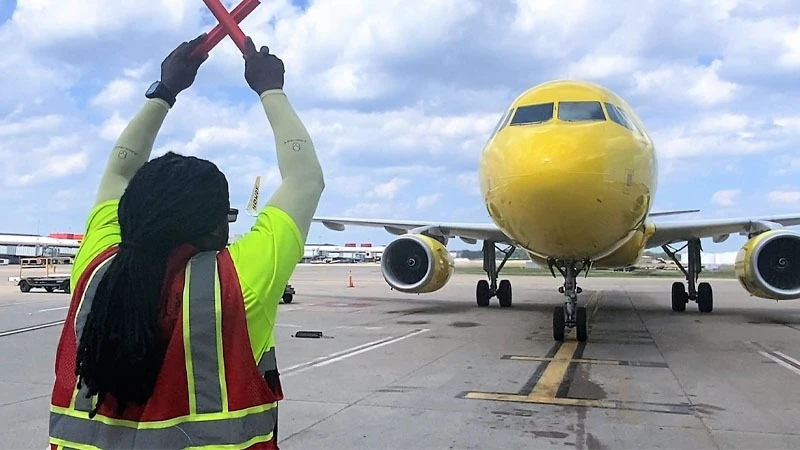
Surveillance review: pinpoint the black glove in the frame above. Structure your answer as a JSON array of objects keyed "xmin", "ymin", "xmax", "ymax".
[
  {"xmin": 243, "ymin": 37, "xmax": 285, "ymax": 95},
  {"xmin": 161, "ymin": 34, "xmax": 209, "ymax": 95}
]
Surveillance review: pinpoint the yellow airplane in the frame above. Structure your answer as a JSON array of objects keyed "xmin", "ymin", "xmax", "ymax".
[{"xmin": 313, "ymin": 80, "xmax": 800, "ymax": 342}]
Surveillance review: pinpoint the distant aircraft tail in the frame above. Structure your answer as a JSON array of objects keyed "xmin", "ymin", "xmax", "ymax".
[{"xmin": 246, "ymin": 176, "xmax": 261, "ymax": 217}]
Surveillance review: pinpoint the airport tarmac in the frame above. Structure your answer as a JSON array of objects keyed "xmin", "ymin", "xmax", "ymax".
[{"xmin": 2, "ymin": 263, "xmax": 800, "ymax": 449}]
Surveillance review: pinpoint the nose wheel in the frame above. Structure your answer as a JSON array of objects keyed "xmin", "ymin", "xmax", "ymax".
[
  {"xmin": 553, "ymin": 305, "xmax": 587, "ymax": 341},
  {"xmin": 549, "ymin": 259, "xmax": 590, "ymax": 342},
  {"xmin": 475, "ymin": 241, "xmax": 516, "ymax": 308}
]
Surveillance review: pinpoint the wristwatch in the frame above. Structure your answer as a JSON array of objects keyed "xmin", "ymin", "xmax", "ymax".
[{"xmin": 145, "ymin": 81, "xmax": 176, "ymax": 107}]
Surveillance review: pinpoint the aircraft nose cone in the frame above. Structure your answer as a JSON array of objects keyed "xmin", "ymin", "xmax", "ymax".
[
  {"xmin": 487, "ymin": 176, "xmax": 615, "ymax": 258},
  {"xmin": 482, "ymin": 127, "xmax": 648, "ymax": 259}
]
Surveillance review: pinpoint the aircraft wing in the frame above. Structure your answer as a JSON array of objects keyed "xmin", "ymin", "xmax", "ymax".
[
  {"xmin": 313, "ymin": 217, "xmax": 512, "ymax": 244},
  {"xmin": 315, "ymin": 212, "xmax": 800, "ymax": 251},
  {"xmin": 648, "ymin": 209, "xmax": 700, "ymax": 217},
  {"xmin": 647, "ymin": 213, "xmax": 800, "ymax": 248}
]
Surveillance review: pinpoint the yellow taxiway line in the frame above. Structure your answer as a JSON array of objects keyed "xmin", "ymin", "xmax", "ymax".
[
  {"xmin": 466, "ymin": 292, "xmax": 599, "ymax": 402},
  {"xmin": 505, "ymin": 356, "xmax": 667, "ymax": 368},
  {"xmin": 460, "ymin": 291, "xmax": 693, "ymax": 414},
  {"xmin": 528, "ymin": 328, "xmax": 578, "ymax": 398}
]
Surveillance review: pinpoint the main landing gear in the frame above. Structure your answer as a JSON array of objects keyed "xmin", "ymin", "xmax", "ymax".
[
  {"xmin": 662, "ymin": 239, "xmax": 713, "ymax": 313},
  {"xmin": 476, "ymin": 241, "xmax": 517, "ymax": 308},
  {"xmin": 548, "ymin": 259, "xmax": 590, "ymax": 342}
]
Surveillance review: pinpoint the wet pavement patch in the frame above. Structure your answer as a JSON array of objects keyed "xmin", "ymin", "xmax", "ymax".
[
  {"xmin": 532, "ymin": 431, "xmax": 569, "ymax": 439},
  {"xmin": 450, "ymin": 321, "xmax": 481, "ymax": 328},
  {"xmin": 387, "ymin": 304, "xmax": 473, "ymax": 315}
]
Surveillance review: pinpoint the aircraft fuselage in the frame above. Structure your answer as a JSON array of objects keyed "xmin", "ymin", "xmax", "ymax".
[{"xmin": 479, "ymin": 80, "xmax": 657, "ymax": 268}]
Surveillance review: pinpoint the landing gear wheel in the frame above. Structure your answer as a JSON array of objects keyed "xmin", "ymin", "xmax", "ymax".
[
  {"xmin": 697, "ymin": 282, "xmax": 713, "ymax": 313},
  {"xmin": 497, "ymin": 280, "xmax": 512, "ymax": 308},
  {"xmin": 553, "ymin": 306, "xmax": 565, "ymax": 341},
  {"xmin": 476, "ymin": 280, "xmax": 491, "ymax": 307},
  {"xmin": 282, "ymin": 294, "xmax": 293, "ymax": 304},
  {"xmin": 575, "ymin": 306, "xmax": 587, "ymax": 342},
  {"xmin": 671, "ymin": 282, "xmax": 687, "ymax": 312}
]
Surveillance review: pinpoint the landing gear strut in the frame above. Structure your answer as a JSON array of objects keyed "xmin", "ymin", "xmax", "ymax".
[
  {"xmin": 476, "ymin": 241, "xmax": 516, "ymax": 308},
  {"xmin": 662, "ymin": 239, "xmax": 713, "ymax": 313},
  {"xmin": 549, "ymin": 259, "xmax": 590, "ymax": 342}
]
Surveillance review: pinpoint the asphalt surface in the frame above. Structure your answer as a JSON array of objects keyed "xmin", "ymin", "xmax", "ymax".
[{"xmin": 2, "ymin": 263, "xmax": 800, "ymax": 449}]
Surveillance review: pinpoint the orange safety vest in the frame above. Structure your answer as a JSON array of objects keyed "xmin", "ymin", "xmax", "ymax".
[{"xmin": 49, "ymin": 245, "xmax": 282, "ymax": 449}]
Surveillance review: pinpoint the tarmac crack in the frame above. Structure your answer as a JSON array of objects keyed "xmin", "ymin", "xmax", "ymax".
[
  {"xmin": 706, "ymin": 428, "xmax": 800, "ymax": 436},
  {"xmin": 0, "ymin": 393, "xmax": 50, "ymax": 408}
]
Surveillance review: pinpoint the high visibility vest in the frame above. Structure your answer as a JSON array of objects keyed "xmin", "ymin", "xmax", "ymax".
[{"xmin": 49, "ymin": 246, "xmax": 282, "ymax": 449}]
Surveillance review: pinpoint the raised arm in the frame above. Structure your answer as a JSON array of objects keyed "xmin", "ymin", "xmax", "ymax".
[
  {"xmin": 95, "ymin": 35, "xmax": 209, "ymax": 205},
  {"xmin": 259, "ymin": 90, "xmax": 324, "ymax": 240},
  {"xmin": 244, "ymin": 38, "xmax": 324, "ymax": 241},
  {"xmin": 95, "ymin": 100, "xmax": 170, "ymax": 204},
  {"xmin": 225, "ymin": 39, "xmax": 324, "ymax": 361}
]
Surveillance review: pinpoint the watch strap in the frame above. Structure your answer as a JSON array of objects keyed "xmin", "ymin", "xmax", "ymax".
[{"xmin": 145, "ymin": 81, "xmax": 176, "ymax": 107}]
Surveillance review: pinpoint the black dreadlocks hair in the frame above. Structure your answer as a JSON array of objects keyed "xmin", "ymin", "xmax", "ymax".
[{"xmin": 75, "ymin": 151, "xmax": 230, "ymax": 418}]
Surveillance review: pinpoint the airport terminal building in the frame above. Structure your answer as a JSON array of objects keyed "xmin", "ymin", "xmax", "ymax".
[
  {"xmin": 0, "ymin": 233, "xmax": 81, "ymax": 264},
  {"xmin": 1, "ymin": 232, "xmax": 385, "ymax": 265}
]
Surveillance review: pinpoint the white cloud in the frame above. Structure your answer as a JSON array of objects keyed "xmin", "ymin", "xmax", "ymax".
[
  {"xmin": 567, "ymin": 53, "xmax": 639, "ymax": 79},
  {"xmin": 343, "ymin": 201, "xmax": 411, "ymax": 219},
  {"xmin": 416, "ymin": 193, "xmax": 443, "ymax": 209},
  {"xmin": 98, "ymin": 113, "xmax": 130, "ymax": 141},
  {"xmin": 768, "ymin": 190, "xmax": 800, "ymax": 205},
  {"xmin": 693, "ymin": 113, "xmax": 750, "ymax": 133},
  {"xmin": 456, "ymin": 173, "xmax": 480, "ymax": 197},
  {"xmin": 8, "ymin": 144, "xmax": 90, "ymax": 187},
  {"xmin": 90, "ymin": 79, "xmax": 138, "ymax": 109},
  {"xmin": 368, "ymin": 178, "xmax": 410, "ymax": 200},
  {"xmin": 5, "ymin": 0, "xmax": 200, "ymax": 44},
  {"xmin": 778, "ymin": 25, "xmax": 800, "ymax": 67},
  {"xmin": 711, "ymin": 189, "xmax": 741, "ymax": 206},
  {"xmin": 774, "ymin": 116, "xmax": 800, "ymax": 129},
  {"xmin": 652, "ymin": 126, "xmax": 768, "ymax": 158},
  {"xmin": 0, "ymin": 114, "xmax": 64, "ymax": 136},
  {"xmin": 651, "ymin": 109, "xmax": 799, "ymax": 159},
  {"xmin": 774, "ymin": 155, "xmax": 800, "ymax": 175},
  {"xmin": 632, "ymin": 60, "xmax": 739, "ymax": 107}
]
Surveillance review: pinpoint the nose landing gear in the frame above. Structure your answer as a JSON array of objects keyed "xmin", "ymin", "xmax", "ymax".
[{"xmin": 549, "ymin": 258, "xmax": 590, "ymax": 342}]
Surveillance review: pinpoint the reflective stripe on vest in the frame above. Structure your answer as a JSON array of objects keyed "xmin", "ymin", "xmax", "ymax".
[
  {"xmin": 50, "ymin": 251, "xmax": 278, "ymax": 449},
  {"xmin": 184, "ymin": 251, "xmax": 227, "ymax": 414},
  {"xmin": 73, "ymin": 255, "xmax": 115, "ymax": 413},
  {"xmin": 259, "ymin": 347, "xmax": 277, "ymax": 373}
]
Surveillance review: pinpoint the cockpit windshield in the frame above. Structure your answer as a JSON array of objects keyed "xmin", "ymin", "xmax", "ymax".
[
  {"xmin": 509, "ymin": 103, "xmax": 554, "ymax": 125},
  {"xmin": 557, "ymin": 101, "xmax": 606, "ymax": 122},
  {"xmin": 604, "ymin": 103, "xmax": 636, "ymax": 132}
]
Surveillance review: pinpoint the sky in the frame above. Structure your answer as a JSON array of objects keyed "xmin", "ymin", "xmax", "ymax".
[{"xmin": 1, "ymin": 0, "xmax": 799, "ymax": 253}]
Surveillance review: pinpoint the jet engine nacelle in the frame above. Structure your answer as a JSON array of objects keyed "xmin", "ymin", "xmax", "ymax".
[
  {"xmin": 380, "ymin": 234, "xmax": 454, "ymax": 293},
  {"xmin": 735, "ymin": 229, "xmax": 800, "ymax": 300}
]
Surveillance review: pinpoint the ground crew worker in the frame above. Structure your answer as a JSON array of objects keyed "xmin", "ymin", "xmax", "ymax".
[{"xmin": 48, "ymin": 34, "xmax": 324, "ymax": 449}]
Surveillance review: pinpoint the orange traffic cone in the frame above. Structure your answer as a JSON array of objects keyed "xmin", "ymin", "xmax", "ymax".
[{"xmin": 347, "ymin": 272, "xmax": 355, "ymax": 288}]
